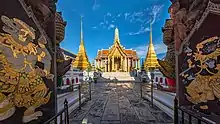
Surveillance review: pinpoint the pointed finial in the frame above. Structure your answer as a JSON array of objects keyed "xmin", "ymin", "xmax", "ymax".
[{"xmin": 114, "ymin": 27, "xmax": 120, "ymax": 43}]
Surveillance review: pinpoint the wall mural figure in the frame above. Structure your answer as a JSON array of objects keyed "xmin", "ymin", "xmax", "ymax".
[
  {"xmin": 0, "ymin": 15, "xmax": 53, "ymax": 123},
  {"xmin": 180, "ymin": 36, "xmax": 220, "ymax": 114}
]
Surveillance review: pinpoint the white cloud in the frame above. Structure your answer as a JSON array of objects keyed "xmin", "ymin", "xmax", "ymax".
[
  {"xmin": 92, "ymin": 26, "xmax": 97, "ymax": 29},
  {"xmin": 133, "ymin": 12, "xmax": 144, "ymax": 17},
  {"xmin": 134, "ymin": 43, "xmax": 167, "ymax": 58},
  {"xmin": 124, "ymin": 10, "xmax": 148, "ymax": 24},
  {"xmin": 124, "ymin": 12, "xmax": 131, "ymax": 20},
  {"xmin": 92, "ymin": 0, "xmax": 100, "ymax": 11},
  {"xmin": 128, "ymin": 27, "xmax": 150, "ymax": 36},
  {"xmin": 117, "ymin": 13, "xmax": 121, "ymax": 17},
  {"xmin": 108, "ymin": 24, "xmax": 115, "ymax": 30},
  {"xmin": 99, "ymin": 22, "xmax": 104, "ymax": 25},
  {"xmin": 107, "ymin": 12, "xmax": 111, "ymax": 17},
  {"xmin": 150, "ymin": 4, "xmax": 164, "ymax": 24}
]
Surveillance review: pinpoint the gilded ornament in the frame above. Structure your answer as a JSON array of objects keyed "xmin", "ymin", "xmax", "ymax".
[
  {"xmin": 0, "ymin": 15, "xmax": 53, "ymax": 123},
  {"xmin": 181, "ymin": 36, "xmax": 220, "ymax": 110}
]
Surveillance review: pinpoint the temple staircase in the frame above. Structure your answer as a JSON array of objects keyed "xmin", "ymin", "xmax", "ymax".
[{"xmin": 100, "ymin": 72, "xmax": 135, "ymax": 81}]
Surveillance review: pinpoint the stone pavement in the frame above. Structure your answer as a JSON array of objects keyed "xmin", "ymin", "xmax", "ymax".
[
  {"xmin": 69, "ymin": 82, "xmax": 173, "ymax": 124},
  {"xmin": 143, "ymin": 89, "xmax": 175, "ymax": 119}
]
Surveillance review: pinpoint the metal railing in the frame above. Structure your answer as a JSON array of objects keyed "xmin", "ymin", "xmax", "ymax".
[
  {"xmin": 44, "ymin": 80, "xmax": 93, "ymax": 124},
  {"xmin": 57, "ymin": 85, "xmax": 78, "ymax": 94},
  {"xmin": 44, "ymin": 99, "xmax": 69, "ymax": 124},
  {"xmin": 174, "ymin": 97, "xmax": 215, "ymax": 124}
]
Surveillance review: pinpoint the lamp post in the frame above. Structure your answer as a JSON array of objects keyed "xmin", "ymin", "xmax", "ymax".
[
  {"xmin": 150, "ymin": 71, "xmax": 155, "ymax": 107},
  {"xmin": 93, "ymin": 72, "xmax": 98, "ymax": 84},
  {"xmin": 78, "ymin": 83, "xmax": 81, "ymax": 110},
  {"xmin": 89, "ymin": 77, "xmax": 92, "ymax": 101},
  {"xmin": 86, "ymin": 65, "xmax": 92, "ymax": 101}
]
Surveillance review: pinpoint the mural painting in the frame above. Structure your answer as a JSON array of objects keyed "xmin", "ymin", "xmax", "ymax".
[
  {"xmin": 180, "ymin": 37, "xmax": 220, "ymax": 112},
  {"xmin": 177, "ymin": 1, "xmax": 220, "ymax": 122},
  {"xmin": 0, "ymin": 15, "xmax": 53, "ymax": 123},
  {"xmin": 0, "ymin": 0, "xmax": 56, "ymax": 123}
]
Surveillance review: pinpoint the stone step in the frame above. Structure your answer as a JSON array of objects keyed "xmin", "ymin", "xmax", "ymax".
[{"xmin": 101, "ymin": 72, "xmax": 135, "ymax": 81}]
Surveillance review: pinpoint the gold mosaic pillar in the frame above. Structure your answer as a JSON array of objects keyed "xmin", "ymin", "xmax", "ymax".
[{"xmin": 108, "ymin": 57, "xmax": 110, "ymax": 72}]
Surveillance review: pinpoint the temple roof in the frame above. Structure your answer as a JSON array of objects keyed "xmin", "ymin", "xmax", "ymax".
[
  {"xmin": 96, "ymin": 28, "xmax": 139, "ymax": 60},
  {"xmin": 96, "ymin": 49, "xmax": 138, "ymax": 59}
]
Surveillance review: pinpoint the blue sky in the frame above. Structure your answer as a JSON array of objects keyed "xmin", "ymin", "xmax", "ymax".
[{"xmin": 57, "ymin": 0, "xmax": 171, "ymax": 62}]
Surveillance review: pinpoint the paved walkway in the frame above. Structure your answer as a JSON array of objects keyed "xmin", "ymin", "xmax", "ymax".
[{"xmin": 69, "ymin": 82, "xmax": 173, "ymax": 124}]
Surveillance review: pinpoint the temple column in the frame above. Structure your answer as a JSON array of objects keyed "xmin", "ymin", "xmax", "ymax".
[
  {"xmin": 124, "ymin": 57, "xmax": 127, "ymax": 72},
  {"xmin": 108, "ymin": 57, "xmax": 110, "ymax": 72},
  {"xmin": 136, "ymin": 60, "xmax": 138, "ymax": 69},
  {"xmin": 100, "ymin": 59, "xmax": 103, "ymax": 68},
  {"xmin": 105, "ymin": 58, "xmax": 107, "ymax": 72},
  {"xmin": 128, "ymin": 58, "xmax": 130, "ymax": 72},
  {"xmin": 138, "ymin": 59, "xmax": 140, "ymax": 69},
  {"xmin": 112, "ymin": 57, "xmax": 115, "ymax": 71},
  {"xmin": 127, "ymin": 58, "xmax": 129, "ymax": 71},
  {"xmin": 120, "ymin": 56, "xmax": 123, "ymax": 71},
  {"xmin": 131, "ymin": 59, "xmax": 133, "ymax": 70}
]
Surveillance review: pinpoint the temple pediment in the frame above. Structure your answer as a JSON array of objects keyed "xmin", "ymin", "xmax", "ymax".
[{"xmin": 109, "ymin": 44, "xmax": 126, "ymax": 58}]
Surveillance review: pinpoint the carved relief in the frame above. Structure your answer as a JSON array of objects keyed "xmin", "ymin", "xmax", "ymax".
[
  {"xmin": 0, "ymin": 15, "xmax": 53, "ymax": 123},
  {"xmin": 158, "ymin": 19, "xmax": 175, "ymax": 80},
  {"xmin": 55, "ymin": 12, "xmax": 72, "ymax": 77},
  {"xmin": 169, "ymin": 0, "xmax": 209, "ymax": 51},
  {"xmin": 24, "ymin": 0, "xmax": 56, "ymax": 28}
]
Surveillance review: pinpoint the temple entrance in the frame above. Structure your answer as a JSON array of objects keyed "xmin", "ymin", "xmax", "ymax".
[
  {"xmin": 108, "ymin": 56, "xmax": 124, "ymax": 72},
  {"xmin": 113, "ymin": 57, "xmax": 121, "ymax": 72}
]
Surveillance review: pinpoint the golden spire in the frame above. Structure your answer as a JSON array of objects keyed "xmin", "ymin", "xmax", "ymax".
[
  {"xmin": 144, "ymin": 24, "xmax": 159, "ymax": 71},
  {"xmin": 72, "ymin": 16, "xmax": 90, "ymax": 70},
  {"xmin": 114, "ymin": 27, "xmax": 120, "ymax": 44},
  {"xmin": 80, "ymin": 16, "xmax": 83, "ymax": 44},
  {"xmin": 150, "ymin": 24, "xmax": 153, "ymax": 44}
]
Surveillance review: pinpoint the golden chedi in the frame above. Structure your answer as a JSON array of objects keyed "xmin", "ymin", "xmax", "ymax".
[
  {"xmin": 72, "ymin": 17, "xmax": 90, "ymax": 70},
  {"xmin": 144, "ymin": 24, "xmax": 159, "ymax": 71}
]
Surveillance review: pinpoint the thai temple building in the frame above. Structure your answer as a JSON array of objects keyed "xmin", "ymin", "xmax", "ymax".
[
  {"xmin": 144, "ymin": 24, "xmax": 159, "ymax": 71},
  {"xmin": 95, "ymin": 28, "xmax": 140, "ymax": 72},
  {"xmin": 72, "ymin": 17, "xmax": 90, "ymax": 70}
]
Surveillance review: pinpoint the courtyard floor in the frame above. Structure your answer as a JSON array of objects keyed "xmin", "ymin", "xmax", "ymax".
[{"xmin": 69, "ymin": 82, "xmax": 173, "ymax": 124}]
